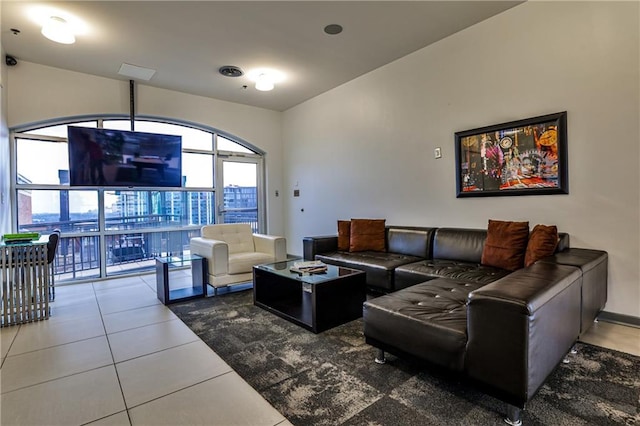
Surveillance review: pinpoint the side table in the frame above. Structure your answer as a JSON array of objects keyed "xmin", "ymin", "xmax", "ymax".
[{"xmin": 156, "ymin": 254, "xmax": 207, "ymax": 304}]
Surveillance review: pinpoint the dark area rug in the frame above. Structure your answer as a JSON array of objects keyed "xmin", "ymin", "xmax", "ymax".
[{"xmin": 170, "ymin": 290, "xmax": 640, "ymax": 425}]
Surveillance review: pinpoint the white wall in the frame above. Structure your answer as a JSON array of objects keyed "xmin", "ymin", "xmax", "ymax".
[
  {"xmin": 0, "ymin": 38, "xmax": 10, "ymax": 235},
  {"xmin": 282, "ymin": 2, "xmax": 640, "ymax": 317},
  {"xmin": 6, "ymin": 62, "xmax": 284, "ymax": 235}
]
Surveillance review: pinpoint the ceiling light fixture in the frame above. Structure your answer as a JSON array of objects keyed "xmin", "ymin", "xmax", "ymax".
[
  {"xmin": 41, "ymin": 16, "xmax": 75, "ymax": 44},
  {"xmin": 254, "ymin": 74, "xmax": 275, "ymax": 91},
  {"xmin": 247, "ymin": 68, "xmax": 285, "ymax": 92}
]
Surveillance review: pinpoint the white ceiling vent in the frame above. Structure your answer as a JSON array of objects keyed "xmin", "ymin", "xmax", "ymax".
[{"xmin": 118, "ymin": 63, "xmax": 156, "ymax": 81}]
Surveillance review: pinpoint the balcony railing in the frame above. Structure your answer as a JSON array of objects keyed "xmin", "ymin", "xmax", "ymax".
[{"xmin": 20, "ymin": 212, "xmax": 259, "ymax": 283}]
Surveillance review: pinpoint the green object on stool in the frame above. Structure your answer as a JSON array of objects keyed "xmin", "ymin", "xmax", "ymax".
[{"xmin": 2, "ymin": 232, "xmax": 40, "ymax": 242}]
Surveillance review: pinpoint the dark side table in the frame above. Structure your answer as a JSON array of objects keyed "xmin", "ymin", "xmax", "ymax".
[{"xmin": 156, "ymin": 254, "xmax": 207, "ymax": 304}]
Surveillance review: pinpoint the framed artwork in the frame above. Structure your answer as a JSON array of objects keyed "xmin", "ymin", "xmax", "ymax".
[{"xmin": 455, "ymin": 111, "xmax": 568, "ymax": 197}]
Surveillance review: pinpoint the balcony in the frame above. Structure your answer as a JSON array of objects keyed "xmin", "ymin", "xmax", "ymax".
[{"xmin": 19, "ymin": 213, "xmax": 258, "ymax": 283}]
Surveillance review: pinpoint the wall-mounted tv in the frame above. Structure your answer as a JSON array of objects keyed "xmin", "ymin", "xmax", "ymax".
[{"xmin": 68, "ymin": 126, "xmax": 182, "ymax": 187}]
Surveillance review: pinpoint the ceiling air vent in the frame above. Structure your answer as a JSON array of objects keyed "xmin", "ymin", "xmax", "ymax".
[{"xmin": 219, "ymin": 66, "xmax": 244, "ymax": 77}]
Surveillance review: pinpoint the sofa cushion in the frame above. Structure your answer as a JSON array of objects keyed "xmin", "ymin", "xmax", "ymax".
[
  {"xmin": 395, "ymin": 259, "xmax": 510, "ymax": 290},
  {"xmin": 363, "ymin": 278, "xmax": 485, "ymax": 371},
  {"xmin": 433, "ymin": 228, "xmax": 487, "ymax": 263},
  {"xmin": 337, "ymin": 220, "xmax": 351, "ymax": 251},
  {"xmin": 481, "ymin": 220, "xmax": 529, "ymax": 271},
  {"xmin": 315, "ymin": 251, "xmax": 421, "ymax": 291},
  {"xmin": 525, "ymin": 224, "xmax": 558, "ymax": 267},
  {"xmin": 350, "ymin": 219, "xmax": 386, "ymax": 252},
  {"xmin": 387, "ymin": 227, "xmax": 435, "ymax": 258},
  {"xmin": 228, "ymin": 251, "xmax": 275, "ymax": 274}
]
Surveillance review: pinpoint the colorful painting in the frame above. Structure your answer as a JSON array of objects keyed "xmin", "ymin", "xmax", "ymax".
[{"xmin": 455, "ymin": 112, "xmax": 568, "ymax": 197}]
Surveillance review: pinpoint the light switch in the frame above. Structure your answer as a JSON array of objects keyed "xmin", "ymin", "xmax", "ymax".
[
  {"xmin": 294, "ymin": 189, "xmax": 300, "ymax": 197},
  {"xmin": 434, "ymin": 147, "xmax": 442, "ymax": 159}
]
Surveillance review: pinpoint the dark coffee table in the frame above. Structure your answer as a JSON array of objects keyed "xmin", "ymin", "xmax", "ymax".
[{"xmin": 253, "ymin": 260, "xmax": 366, "ymax": 333}]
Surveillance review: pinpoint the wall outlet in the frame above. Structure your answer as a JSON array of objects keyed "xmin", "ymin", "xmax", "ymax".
[
  {"xmin": 275, "ymin": 190, "xmax": 279, "ymax": 197},
  {"xmin": 434, "ymin": 147, "xmax": 442, "ymax": 159},
  {"xmin": 293, "ymin": 189, "xmax": 300, "ymax": 197}
]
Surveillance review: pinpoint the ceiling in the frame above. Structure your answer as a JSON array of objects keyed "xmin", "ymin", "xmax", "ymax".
[{"xmin": 1, "ymin": 1, "xmax": 522, "ymax": 112}]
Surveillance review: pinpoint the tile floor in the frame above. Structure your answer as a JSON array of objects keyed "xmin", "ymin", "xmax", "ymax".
[
  {"xmin": 1, "ymin": 270, "xmax": 638, "ymax": 425},
  {"xmin": 1, "ymin": 271, "xmax": 291, "ymax": 426}
]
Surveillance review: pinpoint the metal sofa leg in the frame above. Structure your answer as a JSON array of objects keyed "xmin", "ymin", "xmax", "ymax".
[
  {"xmin": 504, "ymin": 404, "xmax": 522, "ymax": 426},
  {"xmin": 374, "ymin": 349, "xmax": 386, "ymax": 364}
]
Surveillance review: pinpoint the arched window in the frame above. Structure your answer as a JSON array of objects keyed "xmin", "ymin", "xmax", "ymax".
[{"xmin": 11, "ymin": 117, "xmax": 265, "ymax": 283}]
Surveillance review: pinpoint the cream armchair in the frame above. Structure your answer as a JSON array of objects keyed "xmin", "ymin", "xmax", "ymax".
[{"xmin": 190, "ymin": 223, "xmax": 286, "ymax": 293}]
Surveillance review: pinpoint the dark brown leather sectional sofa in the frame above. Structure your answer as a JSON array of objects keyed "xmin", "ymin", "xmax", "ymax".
[{"xmin": 303, "ymin": 226, "xmax": 608, "ymax": 425}]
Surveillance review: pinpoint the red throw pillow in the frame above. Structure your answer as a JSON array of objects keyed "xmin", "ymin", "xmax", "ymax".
[
  {"xmin": 337, "ymin": 220, "xmax": 351, "ymax": 251},
  {"xmin": 481, "ymin": 219, "xmax": 529, "ymax": 271},
  {"xmin": 349, "ymin": 219, "xmax": 386, "ymax": 252},
  {"xmin": 525, "ymin": 224, "xmax": 559, "ymax": 267}
]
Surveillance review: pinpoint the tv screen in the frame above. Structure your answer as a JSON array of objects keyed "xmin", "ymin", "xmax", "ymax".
[{"xmin": 68, "ymin": 126, "xmax": 182, "ymax": 187}]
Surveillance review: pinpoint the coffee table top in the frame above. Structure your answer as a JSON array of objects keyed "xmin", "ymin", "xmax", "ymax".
[{"xmin": 255, "ymin": 259, "xmax": 363, "ymax": 284}]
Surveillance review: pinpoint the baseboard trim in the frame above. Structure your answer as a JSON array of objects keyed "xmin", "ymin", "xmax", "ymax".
[{"xmin": 598, "ymin": 311, "xmax": 640, "ymax": 328}]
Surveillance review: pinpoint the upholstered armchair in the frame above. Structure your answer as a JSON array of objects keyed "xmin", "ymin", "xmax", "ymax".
[{"xmin": 190, "ymin": 223, "xmax": 286, "ymax": 293}]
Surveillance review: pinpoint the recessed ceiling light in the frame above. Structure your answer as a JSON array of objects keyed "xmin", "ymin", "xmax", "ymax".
[
  {"xmin": 324, "ymin": 24, "xmax": 343, "ymax": 35},
  {"xmin": 41, "ymin": 16, "xmax": 75, "ymax": 44}
]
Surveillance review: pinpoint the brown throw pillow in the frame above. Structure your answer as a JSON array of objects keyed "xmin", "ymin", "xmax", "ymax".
[
  {"xmin": 349, "ymin": 219, "xmax": 386, "ymax": 252},
  {"xmin": 481, "ymin": 219, "xmax": 529, "ymax": 271},
  {"xmin": 525, "ymin": 224, "xmax": 559, "ymax": 267},
  {"xmin": 337, "ymin": 220, "xmax": 351, "ymax": 251}
]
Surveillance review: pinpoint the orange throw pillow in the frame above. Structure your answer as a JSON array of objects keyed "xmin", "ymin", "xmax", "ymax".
[
  {"xmin": 337, "ymin": 220, "xmax": 351, "ymax": 251},
  {"xmin": 349, "ymin": 219, "xmax": 386, "ymax": 252},
  {"xmin": 525, "ymin": 224, "xmax": 559, "ymax": 267},
  {"xmin": 481, "ymin": 219, "xmax": 529, "ymax": 271}
]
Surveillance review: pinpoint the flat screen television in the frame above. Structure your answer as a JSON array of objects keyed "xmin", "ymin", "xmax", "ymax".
[{"xmin": 68, "ymin": 126, "xmax": 182, "ymax": 187}]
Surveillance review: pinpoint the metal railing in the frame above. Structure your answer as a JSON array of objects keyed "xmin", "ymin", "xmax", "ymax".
[{"xmin": 21, "ymin": 212, "xmax": 259, "ymax": 283}]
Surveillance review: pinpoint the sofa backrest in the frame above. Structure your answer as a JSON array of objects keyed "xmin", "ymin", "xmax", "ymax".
[
  {"xmin": 201, "ymin": 223, "xmax": 254, "ymax": 254},
  {"xmin": 386, "ymin": 226, "xmax": 436, "ymax": 258},
  {"xmin": 433, "ymin": 228, "xmax": 487, "ymax": 263},
  {"xmin": 434, "ymin": 228, "xmax": 571, "ymax": 263}
]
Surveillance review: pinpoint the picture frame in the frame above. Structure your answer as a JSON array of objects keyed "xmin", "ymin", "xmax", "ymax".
[{"xmin": 455, "ymin": 111, "xmax": 568, "ymax": 197}]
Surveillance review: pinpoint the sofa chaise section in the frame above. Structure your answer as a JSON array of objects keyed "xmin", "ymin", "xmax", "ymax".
[{"xmin": 357, "ymin": 225, "xmax": 607, "ymax": 425}]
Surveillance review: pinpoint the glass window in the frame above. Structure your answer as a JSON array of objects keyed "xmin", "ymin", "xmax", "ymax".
[
  {"xmin": 55, "ymin": 235, "xmax": 101, "ymax": 280},
  {"xmin": 217, "ymin": 135, "xmax": 253, "ymax": 153},
  {"xmin": 185, "ymin": 191, "xmax": 215, "ymax": 225},
  {"xmin": 13, "ymin": 117, "xmax": 263, "ymax": 284},
  {"xmin": 105, "ymin": 190, "xmax": 152, "ymax": 230},
  {"xmin": 105, "ymin": 229, "xmax": 200, "ymax": 277},
  {"xmin": 104, "ymin": 190, "xmax": 214, "ymax": 229},
  {"xmin": 104, "ymin": 120, "xmax": 213, "ymax": 150},
  {"xmin": 17, "ymin": 189, "xmax": 99, "ymax": 233},
  {"xmin": 23, "ymin": 121, "xmax": 97, "ymax": 138},
  {"xmin": 182, "ymin": 153, "xmax": 213, "ymax": 187},
  {"xmin": 16, "ymin": 139, "xmax": 70, "ymax": 185}
]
